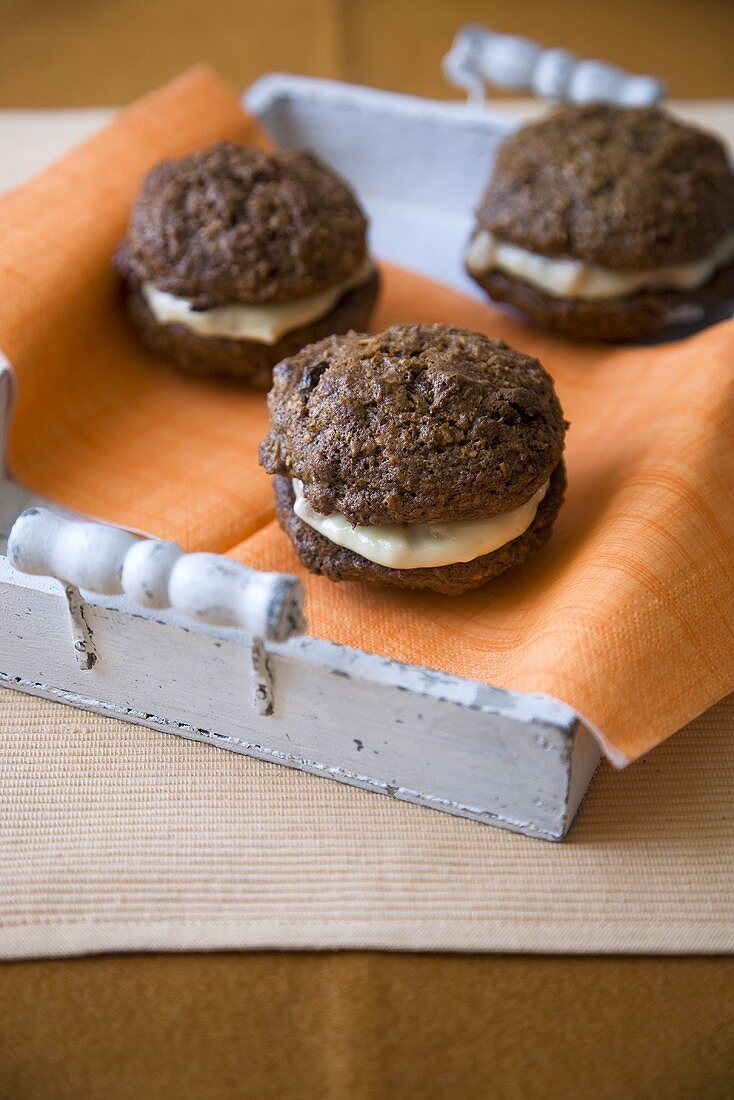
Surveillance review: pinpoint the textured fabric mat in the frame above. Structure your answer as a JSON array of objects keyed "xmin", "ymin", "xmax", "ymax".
[{"xmin": 2, "ymin": 685, "xmax": 733, "ymax": 959}]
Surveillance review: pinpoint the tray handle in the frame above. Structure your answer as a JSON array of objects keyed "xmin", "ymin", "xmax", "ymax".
[
  {"xmin": 443, "ymin": 25, "xmax": 665, "ymax": 107},
  {"xmin": 7, "ymin": 507, "xmax": 306, "ymax": 645}
]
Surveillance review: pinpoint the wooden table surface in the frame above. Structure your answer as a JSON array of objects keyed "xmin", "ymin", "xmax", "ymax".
[
  {"xmin": 1, "ymin": 5, "xmax": 733, "ymax": 1097},
  {"xmin": 3, "ymin": 953, "xmax": 733, "ymax": 1099},
  {"xmin": 0, "ymin": 0, "xmax": 733, "ymax": 106}
]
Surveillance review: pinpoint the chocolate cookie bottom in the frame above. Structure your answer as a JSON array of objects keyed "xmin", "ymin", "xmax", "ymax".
[
  {"xmin": 469, "ymin": 260, "xmax": 734, "ymax": 343},
  {"xmin": 123, "ymin": 271, "xmax": 380, "ymax": 388},
  {"xmin": 273, "ymin": 462, "xmax": 566, "ymax": 595}
]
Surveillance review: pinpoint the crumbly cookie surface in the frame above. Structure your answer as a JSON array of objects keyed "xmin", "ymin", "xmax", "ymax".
[
  {"xmin": 116, "ymin": 142, "xmax": 369, "ymax": 306},
  {"xmin": 259, "ymin": 324, "xmax": 567, "ymax": 526},
  {"xmin": 476, "ymin": 105, "xmax": 734, "ymax": 269}
]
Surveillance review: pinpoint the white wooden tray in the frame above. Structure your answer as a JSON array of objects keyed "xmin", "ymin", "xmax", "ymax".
[{"xmin": 0, "ymin": 32, "xmax": 665, "ymax": 839}]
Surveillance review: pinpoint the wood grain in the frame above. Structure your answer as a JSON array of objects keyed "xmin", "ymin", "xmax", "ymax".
[
  {"xmin": 0, "ymin": 0, "xmax": 732, "ymax": 106},
  {"xmin": 1, "ymin": 953, "xmax": 733, "ymax": 1100}
]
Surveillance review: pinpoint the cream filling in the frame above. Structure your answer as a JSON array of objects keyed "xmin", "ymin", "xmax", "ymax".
[
  {"xmin": 292, "ymin": 479, "xmax": 548, "ymax": 570},
  {"xmin": 466, "ymin": 229, "xmax": 734, "ymax": 302},
  {"xmin": 142, "ymin": 257, "xmax": 374, "ymax": 345}
]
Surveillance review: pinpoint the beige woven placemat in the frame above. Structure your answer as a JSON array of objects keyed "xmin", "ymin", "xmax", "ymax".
[{"xmin": 2, "ymin": 685, "xmax": 732, "ymax": 960}]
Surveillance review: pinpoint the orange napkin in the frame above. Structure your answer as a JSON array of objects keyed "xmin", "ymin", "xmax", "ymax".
[
  {"xmin": 0, "ymin": 66, "xmax": 275, "ymax": 551},
  {"xmin": 1, "ymin": 68, "xmax": 733, "ymax": 767}
]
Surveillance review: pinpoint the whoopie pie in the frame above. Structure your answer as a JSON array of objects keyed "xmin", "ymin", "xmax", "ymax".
[
  {"xmin": 115, "ymin": 142, "xmax": 379, "ymax": 385},
  {"xmin": 259, "ymin": 323, "xmax": 567, "ymax": 594},
  {"xmin": 466, "ymin": 104, "xmax": 734, "ymax": 342}
]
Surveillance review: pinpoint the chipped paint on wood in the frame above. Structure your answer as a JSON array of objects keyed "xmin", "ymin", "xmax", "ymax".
[
  {"xmin": 8, "ymin": 507, "xmax": 306, "ymax": 648},
  {"xmin": 0, "ymin": 557, "xmax": 601, "ymax": 840},
  {"xmin": 63, "ymin": 583, "xmax": 97, "ymax": 670}
]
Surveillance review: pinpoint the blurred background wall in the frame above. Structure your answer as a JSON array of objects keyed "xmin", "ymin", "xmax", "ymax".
[{"xmin": 0, "ymin": 0, "xmax": 732, "ymax": 106}]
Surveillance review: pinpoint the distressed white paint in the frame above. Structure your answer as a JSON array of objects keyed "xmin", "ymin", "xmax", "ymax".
[
  {"xmin": 0, "ymin": 556, "xmax": 600, "ymax": 840},
  {"xmin": 8, "ymin": 508, "xmax": 305, "ymax": 645},
  {"xmin": 121, "ymin": 537, "xmax": 184, "ymax": 609},
  {"xmin": 62, "ymin": 582, "xmax": 97, "ymax": 669},
  {"xmin": 0, "ymin": 76, "xmax": 613, "ymax": 838},
  {"xmin": 442, "ymin": 25, "xmax": 665, "ymax": 107}
]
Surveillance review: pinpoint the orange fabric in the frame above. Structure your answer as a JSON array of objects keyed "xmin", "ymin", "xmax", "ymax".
[
  {"xmin": 0, "ymin": 66, "xmax": 275, "ymax": 551},
  {"xmin": 1, "ymin": 69, "xmax": 733, "ymax": 766}
]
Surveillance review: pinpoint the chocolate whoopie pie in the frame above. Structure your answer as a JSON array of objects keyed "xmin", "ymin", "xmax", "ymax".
[
  {"xmin": 115, "ymin": 142, "xmax": 379, "ymax": 386},
  {"xmin": 259, "ymin": 324, "xmax": 567, "ymax": 594},
  {"xmin": 466, "ymin": 104, "xmax": 734, "ymax": 342}
]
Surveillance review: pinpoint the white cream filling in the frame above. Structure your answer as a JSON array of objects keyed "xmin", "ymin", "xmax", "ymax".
[
  {"xmin": 142, "ymin": 257, "xmax": 374, "ymax": 345},
  {"xmin": 292, "ymin": 479, "xmax": 548, "ymax": 570},
  {"xmin": 466, "ymin": 229, "xmax": 734, "ymax": 302}
]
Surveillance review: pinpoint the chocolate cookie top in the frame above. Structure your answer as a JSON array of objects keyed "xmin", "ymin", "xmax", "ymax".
[
  {"xmin": 117, "ymin": 142, "xmax": 369, "ymax": 307},
  {"xmin": 476, "ymin": 105, "xmax": 734, "ymax": 269},
  {"xmin": 259, "ymin": 324, "xmax": 566, "ymax": 526}
]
